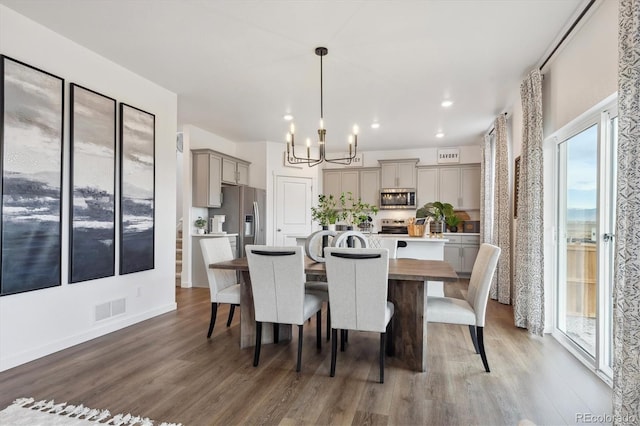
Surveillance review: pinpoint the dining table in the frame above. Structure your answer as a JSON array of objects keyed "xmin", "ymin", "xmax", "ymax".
[{"xmin": 209, "ymin": 256, "xmax": 458, "ymax": 372}]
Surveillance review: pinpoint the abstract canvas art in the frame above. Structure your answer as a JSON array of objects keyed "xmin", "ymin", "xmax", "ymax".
[
  {"xmin": 1, "ymin": 56, "xmax": 64, "ymax": 295},
  {"xmin": 69, "ymin": 84, "xmax": 116, "ymax": 283},
  {"xmin": 119, "ymin": 103, "xmax": 155, "ymax": 274}
]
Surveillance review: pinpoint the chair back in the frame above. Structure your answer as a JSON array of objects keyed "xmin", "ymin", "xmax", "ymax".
[
  {"xmin": 325, "ymin": 247, "xmax": 390, "ymax": 333},
  {"xmin": 200, "ymin": 238, "xmax": 237, "ymax": 302},
  {"xmin": 377, "ymin": 238, "xmax": 397, "ymax": 259},
  {"xmin": 465, "ymin": 243, "xmax": 501, "ymax": 327},
  {"xmin": 246, "ymin": 245, "xmax": 306, "ymax": 324}
]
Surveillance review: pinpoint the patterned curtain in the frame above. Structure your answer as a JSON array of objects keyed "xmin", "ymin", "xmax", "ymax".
[
  {"xmin": 614, "ymin": 0, "xmax": 640, "ymax": 421},
  {"xmin": 513, "ymin": 69, "xmax": 544, "ymax": 335},
  {"xmin": 490, "ymin": 115, "xmax": 511, "ymax": 304},
  {"xmin": 480, "ymin": 133, "xmax": 493, "ymax": 245}
]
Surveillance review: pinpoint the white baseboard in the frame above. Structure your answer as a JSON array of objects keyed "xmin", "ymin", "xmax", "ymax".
[{"xmin": 0, "ymin": 303, "xmax": 177, "ymax": 372}]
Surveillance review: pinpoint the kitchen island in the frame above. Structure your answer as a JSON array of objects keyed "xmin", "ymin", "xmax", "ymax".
[
  {"xmin": 373, "ymin": 234, "xmax": 448, "ymax": 296},
  {"xmin": 295, "ymin": 232, "xmax": 450, "ymax": 296}
]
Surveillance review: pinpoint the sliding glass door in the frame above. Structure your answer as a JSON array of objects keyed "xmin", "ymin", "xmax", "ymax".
[{"xmin": 555, "ymin": 102, "xmax": 616, "ymax": 380}]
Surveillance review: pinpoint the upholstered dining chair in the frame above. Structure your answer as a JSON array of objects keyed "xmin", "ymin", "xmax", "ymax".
[
  {"xmin": 246, "ymin": 245, "xmax": 324, "ymax": 372},
  {"xmin": 426, "ymin": 243, "xmax": 501, "ymax": 372},
  {"xmin": 378, "ymin": 238, "xmax": 398, "ymax": 259},
  {"xmin": 324, "ymin": 247, "xmax": 393, "ymax": 383},
  {"xmin": 200, "ymin": 238, "xmax": 241, "ymax": 338}
]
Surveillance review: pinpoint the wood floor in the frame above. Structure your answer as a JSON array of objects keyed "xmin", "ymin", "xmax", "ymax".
[{"xmin": 0, "ymin": 280, "xmax": 612, "ymax": 425}]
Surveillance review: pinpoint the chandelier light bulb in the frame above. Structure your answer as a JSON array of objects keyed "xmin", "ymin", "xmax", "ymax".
[
  {"xmin": 353, "ymin": 124, "xmax": 359, "ymax": 135},
  {"xmin": 290, "ymin": 123, "xmax": 295, "ymax": 134}
]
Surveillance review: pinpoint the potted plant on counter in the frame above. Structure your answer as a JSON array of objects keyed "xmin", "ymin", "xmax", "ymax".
[
  {"xmin": 445, "ymin": 213, "xmax": 461, "ymax": 233},
  {"xmin": 417, "ymin": 201, "xmax": 453, "ymax": 235},
  {"xmin": 194, "ymin": 216, "xmax": 207, "ymax": 234},
  {"xmin": 311, "ymin": 194, "xmax": 341, "ymax": 230}
]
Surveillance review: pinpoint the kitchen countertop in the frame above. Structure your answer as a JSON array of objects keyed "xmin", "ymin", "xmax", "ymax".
[
  {"xmin": 374, "ymin": 234, "xmax": 449, "ymax": 242},
  {"xmin": 191, "ymin": 233, "xmax": 238, "ymax": 237}
]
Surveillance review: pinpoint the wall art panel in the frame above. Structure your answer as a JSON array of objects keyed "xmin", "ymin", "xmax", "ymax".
[
  {"xmin": 1, "ymin": 55, "xmax": 64, "ymax": 295},
  {"xmin": 119, "ymin": 103, "xmax": 155, "ymax": 274},
  {"xmin": 69, "ymin": 84, "xmax": 116, "ymax": 283}
]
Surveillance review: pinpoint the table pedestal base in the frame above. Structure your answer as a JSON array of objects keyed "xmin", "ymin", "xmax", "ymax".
[{"xmin": 387, "ymin": 279, "xmax": 427, "ymax": 372}]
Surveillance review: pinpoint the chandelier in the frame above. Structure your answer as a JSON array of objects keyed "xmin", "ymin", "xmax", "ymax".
[{"xmin": 286, "ymin": 47, "xmax": 359, "ymax": 167}]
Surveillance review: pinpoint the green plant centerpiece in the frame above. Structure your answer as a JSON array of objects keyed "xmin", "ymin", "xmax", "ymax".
[
  {"xmin": 311, "ymin": 194, "xmax": 341, "ymax": 227},
  {"xmin": 340, "ymin": 192, "xmax": 379, "ymax": 229}
]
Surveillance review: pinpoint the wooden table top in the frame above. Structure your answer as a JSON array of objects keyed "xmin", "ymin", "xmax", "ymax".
[{"xmin": 210, "ymin": 257, "xmax": 458, "ymax": 282}]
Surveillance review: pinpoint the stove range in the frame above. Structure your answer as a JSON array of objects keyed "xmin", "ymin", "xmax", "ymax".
[{"xmin": 378, "ymin": 218, "xmax": 408, "ymax": 234}]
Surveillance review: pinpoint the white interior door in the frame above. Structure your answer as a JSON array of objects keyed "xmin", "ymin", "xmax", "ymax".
[{"xmin": 275, "ymin": 175, "xmax": 313, "ymax": 246}]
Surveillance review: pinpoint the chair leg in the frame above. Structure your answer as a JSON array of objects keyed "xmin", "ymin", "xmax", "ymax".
[
  {"xmin": 386, "ymin": 318, "xmax": 395, "ymax": 357},
  {"xmin": 469, "ymin": 325, "xmax": 480, "ymax": 354},
  {"xmin": 316, "ymin": 311, "xmax": 322, "ymax": 350},
  {"xmin": 326, "ymin": 303, "xmax": 331, "ymax": 341},
  {"xmin": 207, "ymin": 303, "xmax": 218, "ymax": 338},
  {"xmin": 330, "ymin": 328, "xmax": 338, "ymax": 377},
  {"xmin": 273, "ymin": 323, "xmax": 279, "ymax": 344},
  {"xmin": 253, "ymin": 322, "xmax": 262, "ymax": 367},
  {"xmin": 477, "ymin": 326, "xmax": 490, "ymax": 372},
  {"xmin": 379, "ymin": 332, "xmax": 386, "ymax": 384},
  {"xmin": 296, "ymin": 325, "xmax": 304, "ymax": 372},
  {"xmin": 340, "ymin": 330, "xmax": 346, "ymax": 352},
  {"xmin": 226, "ymin": 304, "xmax": 236, "ymax": 327}
]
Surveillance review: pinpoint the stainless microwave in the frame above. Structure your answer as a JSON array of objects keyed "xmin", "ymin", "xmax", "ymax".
[{"xmin": 379, "ymin": 188, "xmax": 416, "ymax": 209}]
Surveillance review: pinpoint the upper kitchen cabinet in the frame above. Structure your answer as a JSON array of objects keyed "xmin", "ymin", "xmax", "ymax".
[
  {"xmin": 222, "ymin": 156, "xmax": 250, "ymax": 185},
  {"xmin": 323, "ymin": 169, "xmax": 359, "ymax": 202},
  {"xmin": 192, "ymin": 150, "xmax": 223, "ymax": 207},
  {"xmin": 358, "ymin": 168, "xmax": 381, "ymax": 206},
  {"xmin": 416, "ymin": 167, "xmax": 438, "ymax": 207},
  {"xmin": 438, "ymin": 165, "xmax": 481, "ymax": 210},
  {"xmin": 379, "ymin": 159, "xmax": 418, "ymax": 188},
  {"xmin": 192, "ymin": 149, "xmax": 251, "ymax": 208}
]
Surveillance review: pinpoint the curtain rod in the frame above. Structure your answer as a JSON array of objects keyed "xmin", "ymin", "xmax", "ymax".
[{"xmin": 539, "ymin": 0, "xmax": 596, "ymax": 71}]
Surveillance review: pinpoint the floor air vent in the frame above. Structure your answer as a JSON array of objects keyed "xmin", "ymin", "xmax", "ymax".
[{"xmin": 95, "ymin": 298, "xmax": 127, "ymax": 322}]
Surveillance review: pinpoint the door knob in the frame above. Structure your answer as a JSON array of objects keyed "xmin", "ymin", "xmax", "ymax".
[{"xmin": 277, "ymin": 229, "xmax": 282, "ymax": 232}]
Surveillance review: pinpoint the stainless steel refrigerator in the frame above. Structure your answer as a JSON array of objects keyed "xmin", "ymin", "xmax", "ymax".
[{"xmin": 210, "ymin": 186, "xmax": 266, "ymax": 257}]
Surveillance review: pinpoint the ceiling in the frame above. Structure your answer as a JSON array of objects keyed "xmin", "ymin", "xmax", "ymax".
[{"xmin": 1, "ymin": 0, "xmax": 586, "ymax": 152}]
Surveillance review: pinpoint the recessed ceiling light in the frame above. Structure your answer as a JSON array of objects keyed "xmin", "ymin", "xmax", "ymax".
[
  {"xmin": 441, "ymin": 100, "xmax": 453, "ymax": 108},
  {"xmin": 435, "ymin": 132, "xmax": 445, "ymax": 138},
  {"xmin": 371, "ymin": 122, "xmax": 380, "ymax": 129},
  {"xmin": 283, "ymin": 114, "xmax": 293, "ymax": 121}
]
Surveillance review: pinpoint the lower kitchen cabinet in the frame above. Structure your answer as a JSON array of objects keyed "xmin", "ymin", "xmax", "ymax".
[{"xmin": 443, "ymin": 233, "xmax": 480, "ymax": 275}]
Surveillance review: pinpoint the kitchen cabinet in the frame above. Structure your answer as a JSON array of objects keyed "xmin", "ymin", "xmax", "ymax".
[
  {"xmin": 443, "ymin": 234, "xmax": 480, "ymax": 275},
  {"xmin": 438, "ymin": 165, "xmax": 480, "ymax": 210},
  {"xmin": 192, "ymin": 151, "xmax": 223, "ymax": 207},
  {"xmin": 416, "ymin": 167, "xmax": 438, "ymax": 207},
  {"xmin": 323, "ymin": 169, "xmax": 360, "ymax": 202},
  {"xmin": 222, "ymin": 157, "xmax": 250, "ymax": 185},
  {"xmin": 379, "ymin": 159, "xmax": 418, "ymax": 188},
  {"xmin": 358, "ymin": 168, "xmax": 381, "ymax": 206}
]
